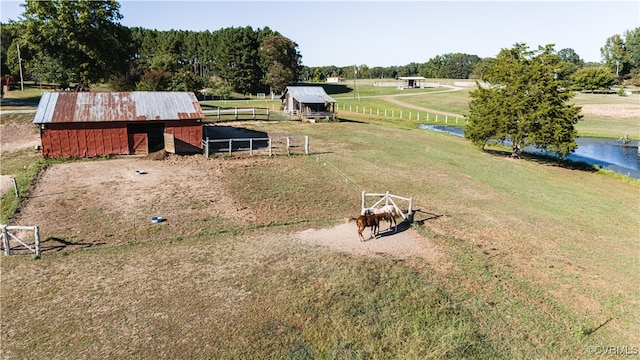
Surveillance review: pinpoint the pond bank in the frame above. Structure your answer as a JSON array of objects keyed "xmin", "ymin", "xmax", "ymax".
[{"xmin": 420, "ymin": 124, "xmax": 640, "ymax": 179}]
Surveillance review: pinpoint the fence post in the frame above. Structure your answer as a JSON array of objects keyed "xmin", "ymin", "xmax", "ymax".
[
  {"xmin": 234, "ymin": 107, "xmax": 238, "ymax": 120},
  {"xmin": 250, "ymin": 139, "xmax": 254, "ymax": 156},
  {"xmin": 2, "ymin": 225, "xmax": 9, "ymax": 256},
  {"xmin": 12, "ymin": 177, "xmax": 18, "ymax": 197},
  {"xmin": 253, "ymin": 107, "xmax": 256, "ymax": 120},
  {"xmin": 217, "ymin": 108, "xmax": 220, "ymax": 121},
  {"xmin": 361, "ymin": 191, "xmax": 366, "ymax": 213},
  {"xmin": 435, "ymin": 114, "xmax": 438, "ymax": 123},
  {"xmin": 205, "ymin": 137, "xmax": 209, "ymax": 158},
  {"xmin": 408, "ymin": 197, "xmax": 413, "ymax": 217},
  {"xmin": 269, "ymin": 138, "xmax": 272, "ymax": 156},
  {"xmin": 34, "ymin": 226, "xmax": 40, "ymax": 257},
  {"xmin": 287, "ymin": 137, "xmax": 291, "ymax": 156},
  {"xmin": 229, "ymin": 139, "xmax": 232, "ymax": 155},
  {"xmin": 267, "ymin": 108, "xmax": 270, "ymax": 120},
  {"xmin": 304, "ymin": 136, "xmax": 309, "ymax": 154}
]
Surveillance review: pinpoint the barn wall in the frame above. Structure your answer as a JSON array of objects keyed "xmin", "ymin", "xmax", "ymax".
[
  {"xmin": 40, "ymin": 123, "xmax": 129, "ymax": 158},
  {"xmin": 165, "ymin": 120, "xmax": 202, "ymax": 153},
  {"xmin": 40, "ymin": 120, "xmax": 202, "ymax": 158}
]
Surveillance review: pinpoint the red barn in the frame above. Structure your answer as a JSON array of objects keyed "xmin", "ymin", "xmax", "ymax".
[{"xmin": 33, "ymin": 91, "xmax": 204, "ymax": 158}]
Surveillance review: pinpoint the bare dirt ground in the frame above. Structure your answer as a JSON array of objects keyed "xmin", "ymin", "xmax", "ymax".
[
  {"xmin": 0, "ymin": 120, "xmax": 40, "ymax": 154},
  {"xmin": 580, "ymin": 103, "xmax": 640, "ymax": 118},
  {"xmin": 7, "ymin": 156, "xmax": 441, "ymax": 259}
]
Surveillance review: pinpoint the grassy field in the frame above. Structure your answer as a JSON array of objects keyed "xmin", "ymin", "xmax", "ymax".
[
  {"xmin": 1, "ymin": 82, "xmax": 639, "ymax": 358},
  {"xmin": 2, "ymin": 113, "xmax": 639, "ymax": 358},
  {"xmin": 199, "ymin": 80, "xmax": 639, "ymax": 139}
]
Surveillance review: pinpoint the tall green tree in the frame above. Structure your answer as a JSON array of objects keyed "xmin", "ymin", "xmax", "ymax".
[
  {"xmin": 21, "ymin": 0, "xmax": 134, "ymax": 90},
  {"xmin": 211, "ymin": 26, "xmax": 261, "ymax": 94},
  {"xmin": 465, "ymin": 44, "xmax": 582, "ymax": 158},
  {"xmin": 623, "ymin": 27, "xmax": 640, "ymax": 70},
  {"xmin": 570, "ymin": 67, "xmax": 617, "ymax": 92},
  {"xmin": 258, "ymin": 35, "xmax": 301, "ymax": 93},
  {"xmin": 601, "ymin": 34, "xmax": 626, "ymax": 78}
]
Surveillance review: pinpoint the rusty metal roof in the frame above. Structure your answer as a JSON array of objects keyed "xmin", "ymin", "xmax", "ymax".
[
  {"xmin": 33, "ymin": 91, "xmax": 204, "ymax": 124},
  {"xmin": 281, "ymin": 86, "xmax": 336, "ymax": 104}
]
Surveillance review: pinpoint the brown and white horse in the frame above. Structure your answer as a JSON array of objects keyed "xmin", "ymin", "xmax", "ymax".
[{"xmin": 363, "ymin": 205, "xmax": 399, "ymax": 232}]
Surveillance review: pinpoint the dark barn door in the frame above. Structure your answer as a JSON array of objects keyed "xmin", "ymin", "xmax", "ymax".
[{"xmin": 127, "ymin": 123, "xmax": 165, "ymax": 154}]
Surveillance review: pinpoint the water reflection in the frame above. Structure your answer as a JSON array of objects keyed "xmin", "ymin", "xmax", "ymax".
[{"xmin": 419, "ymin": 124, "xmax": 640, "ymax": 178}]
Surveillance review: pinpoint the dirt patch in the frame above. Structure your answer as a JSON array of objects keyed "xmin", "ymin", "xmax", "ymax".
[
  {"xmin": 1, "ymin": 175, "xmax": 15, "ymax": 196},
  {"xmin": 297, "ymin": 221, "xmax": 443, "ymax": 261},
  {"xmin": 0, "ymin": 121, "xmax": 40, "ymax": 154},
  {"xmin": 580, "ymin": 104, "xmax": 640, "ymax": 118},
  {"xmin": 9, "ymin": 156, "xmax": 261, "ymax": 249},
  {"xmin": 6, "ymin": 153, "xmax": 442, "ymax": 260}
]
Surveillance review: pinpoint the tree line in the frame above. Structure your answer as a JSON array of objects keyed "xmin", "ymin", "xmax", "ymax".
[{"xmin": 1, "ymin": 0, "xmax": 638, "ymax": 96}]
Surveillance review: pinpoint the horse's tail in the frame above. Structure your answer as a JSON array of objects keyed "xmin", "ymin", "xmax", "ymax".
[{"xmin": 348, "ymin": 217, "xmax": 358, "ymax": 223}]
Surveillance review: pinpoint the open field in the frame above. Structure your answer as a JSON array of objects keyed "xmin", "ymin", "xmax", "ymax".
[
  {"xmin": 198, "ymin": 80, "xmax": 640, "ymax": 139},
  {"xmin": 1, "ymin": 107, "xmax": 639, "ymax": 358},
  {"xmin": 2, "ymin": 82, "xmax": 639, "ymax": 358}
]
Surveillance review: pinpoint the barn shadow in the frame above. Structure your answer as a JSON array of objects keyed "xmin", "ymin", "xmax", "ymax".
[
  {"xmin": 203, "ymin": 124, "xmax": 270, "ymax": 152},
  {"xmin": 203, "ymin": 125, "xmax": 268, "ymax": 140}
]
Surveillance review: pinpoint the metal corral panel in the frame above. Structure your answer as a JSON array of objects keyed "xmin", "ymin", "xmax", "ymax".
[
  {"xmin": 33, "ymin": 91, "xmax": 204, "ymax": 124},
  {"xmin": 282, "ymin": 86, "xmax": 336, "ymax": 104}
]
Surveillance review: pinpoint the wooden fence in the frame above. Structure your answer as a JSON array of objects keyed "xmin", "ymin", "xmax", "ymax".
[
  {"xmin": 1, "ymin": 225, "xmax": 41, "ymax": 256},
  {"xmin": 336, "ymin": 103, "xmax": 468, "ymax": 125},
  {"xmin": 202, "ymin": 107, "xmax": 271, "ymax": 122},
  {"xmin": 361, "ymin": 191, "xmax": 413, "ymax": 220},
  {"xmin": 203, "ymin": 135, "xmax": 309, "ymax": 157}
]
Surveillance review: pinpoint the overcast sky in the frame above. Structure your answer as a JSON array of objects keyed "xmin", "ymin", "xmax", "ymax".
[{"xmin": 2, "ymin": 1, "xmax": 638, "ymax": 67}]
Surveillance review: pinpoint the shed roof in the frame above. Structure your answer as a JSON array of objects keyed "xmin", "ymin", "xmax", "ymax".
[
  {"xmin": 397, "ymin": 77, "xmax": 426, "ymax": 80},
  {"xmin": 281, "ymin": 86, "xmax": 336, "ymax": 104},
  {"xmin": 33, "ymin": 91, "xmax": 204, "ymax": 124}
]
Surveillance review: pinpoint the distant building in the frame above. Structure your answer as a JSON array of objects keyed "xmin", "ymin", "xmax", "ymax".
[
  {"xmin": 280, "ymin": 86, "xmax": 337, "ymax": 120},
  {"xmin": 397, "ymin": 77, "xmax": 427, "ymax": 89},
  {"xmin": 326, "ymin": 76, "xmax": 344, "ymax": 83},
  {"xmin": 33, "ymin": 91, "xmax": 204, "ymax": 158}
]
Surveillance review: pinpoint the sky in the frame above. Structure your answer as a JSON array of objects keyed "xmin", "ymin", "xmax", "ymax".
[{"xmin": 1, "ymin": 1, "xmax": 638, "ymax": 67}]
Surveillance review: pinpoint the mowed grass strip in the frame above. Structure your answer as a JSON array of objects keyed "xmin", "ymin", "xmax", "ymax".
[{"xmin": 2, "ymin": 116, "xmax": 638, "ymax": 358}]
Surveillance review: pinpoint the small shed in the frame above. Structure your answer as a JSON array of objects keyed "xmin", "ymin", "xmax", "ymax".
[
  {"xmin": 397, "ymin": 76, "xmax": 427, "ymax": 89},
  {"xmin": 280, "ymin": 86, "xmax": 337, "ymax": 120},
  {"xmin": 33, "ymin": 91, "xmax": 204, "ymax": 158}
]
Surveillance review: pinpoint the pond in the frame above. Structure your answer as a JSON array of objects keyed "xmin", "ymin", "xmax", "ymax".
[{"xmin": 419, "ymin": 124, "xmax": 640, "ymax": 179}]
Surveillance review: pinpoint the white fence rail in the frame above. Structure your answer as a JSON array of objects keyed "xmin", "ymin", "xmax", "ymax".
[
  {"xmin": 1, "ymin": 225, "xmax": 41, "ymax": 256},
  {"xmin": 203, "ymin": 135, "xmax": 309, "ymax": 157},
  {"xmin": 336, "ymin": 103, "xmax": 468, "ymax": 125},
  {"xmin": 361, "ymin": 191, "xmax": 413, "ymax": 220},
  {"xmin": 202, "ymin": 107, "xmax": 271, "ymax": 121}
]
